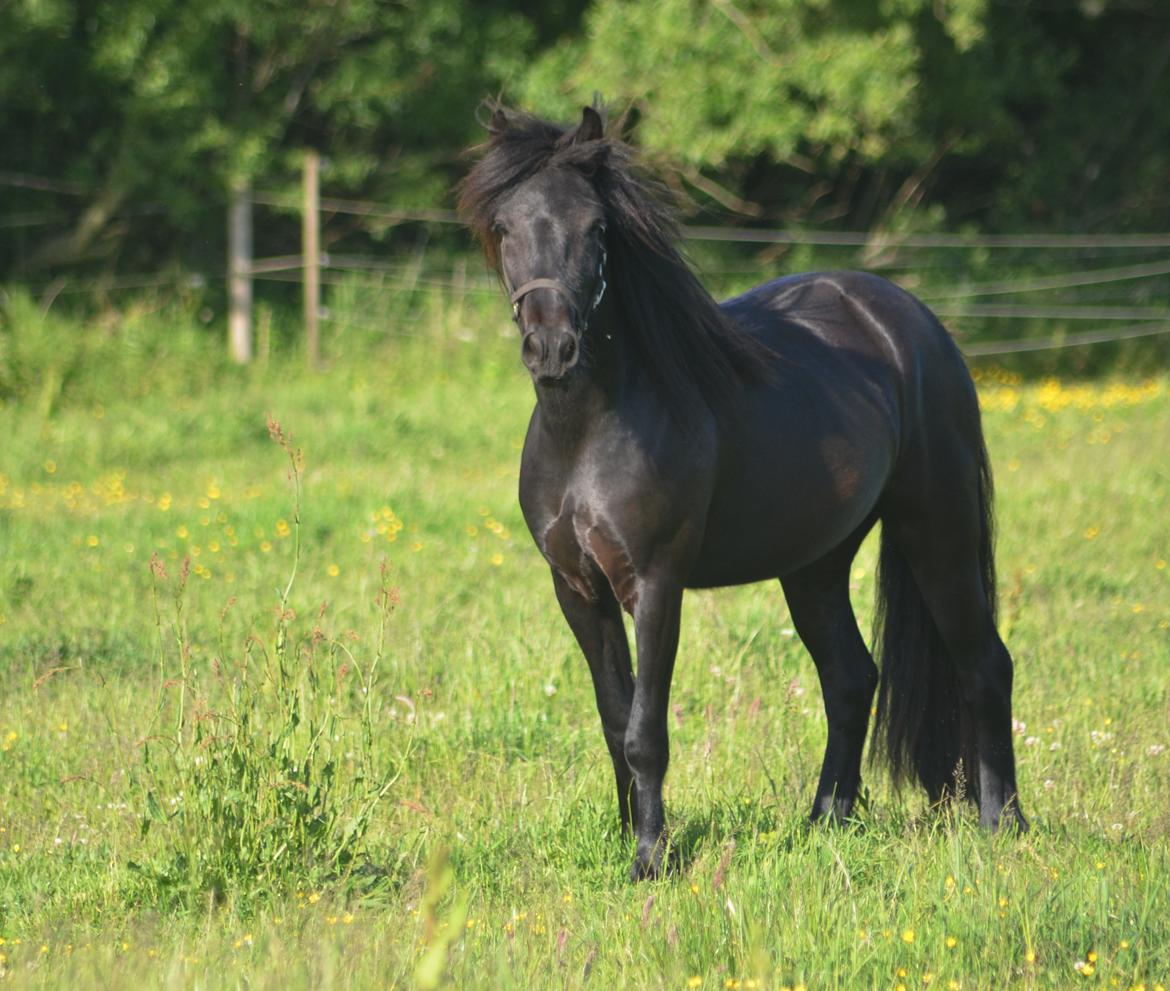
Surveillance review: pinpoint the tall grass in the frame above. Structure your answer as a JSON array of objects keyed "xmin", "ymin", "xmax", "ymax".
[
  {"xmin": 129, "ymin": 417, "xmax": 413, "ymax": 909},
  {"xmin": 0, "ymin": 291, "xmax": 1167, "ymax": 988}
]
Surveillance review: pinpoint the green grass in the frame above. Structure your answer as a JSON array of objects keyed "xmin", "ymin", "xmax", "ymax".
[{"xmin": 0, "ymin": 294, "xmax": 1168, "ymax": 989}]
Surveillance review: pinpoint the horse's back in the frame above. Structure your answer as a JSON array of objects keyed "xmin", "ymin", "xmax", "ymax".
[
  {"xmin": 723, "ymin": 270, "xmax": 962, "ymax": 371},
  {"xmin": 722, "ymin": 270, "xmax": 979, "ymax": 448}
]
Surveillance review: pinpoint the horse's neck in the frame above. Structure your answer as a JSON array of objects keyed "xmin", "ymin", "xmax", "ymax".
[
  {"xmin": 532, "ymin": 308, "xmax": 629, "ymax": 446},
  {"xmin": 533, "ymin": 360, "xmax": 615, "ymax": 444}
]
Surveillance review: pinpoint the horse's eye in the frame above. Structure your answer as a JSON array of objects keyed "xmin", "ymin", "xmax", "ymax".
[{"xmin": 492, "ymin": 222, "xmax": 508, "ymax": 238}]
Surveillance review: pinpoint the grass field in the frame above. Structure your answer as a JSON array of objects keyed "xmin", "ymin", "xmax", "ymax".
[{"xmin": 1, "ymin": 292, "xmax": 1168, "ymax": 989}]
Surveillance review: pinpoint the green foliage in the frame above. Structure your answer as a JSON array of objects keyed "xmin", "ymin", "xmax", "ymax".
[
  {"xmin": 520, "ymin": 0, "xmax": 1170, "ymax": 231},
  {"xmin": 0, "ymin": 290, "xmax": 93, "ymax": 416},
  {"xmin": 521, "ymin": 0, "xmax": 935, "ymax": 167},
  {"xmin": 0, "ymin": 0, "xmax": 564, "ymax": 273},
  {"xmin": 5, "ymin": 0, "xmax": 1170, "ymax": 286},
  {"xmin": 0, "ymin": 288, "xmax": 233, "ymax": 413}
]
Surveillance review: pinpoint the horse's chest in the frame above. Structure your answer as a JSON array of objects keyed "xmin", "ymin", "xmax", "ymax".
[{"xmin": 539, "ymin": 509, "xmax": 640, "ymax": 614}]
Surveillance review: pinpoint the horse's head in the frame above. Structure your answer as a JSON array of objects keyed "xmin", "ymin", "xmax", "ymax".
[{"xmin": 466, "ymin": 107, "xmax": 610, "ymax": 384}]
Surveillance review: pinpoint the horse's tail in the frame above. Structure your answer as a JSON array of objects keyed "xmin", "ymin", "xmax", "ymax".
[{"xmin": 872, "ymin": 442, "xmax": 994, "ymax": 802}]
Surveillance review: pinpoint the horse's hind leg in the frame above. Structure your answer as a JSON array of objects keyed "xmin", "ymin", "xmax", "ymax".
[{"xmin": 781, "ymin": 535, "xmax": 878, "ymax": 822}]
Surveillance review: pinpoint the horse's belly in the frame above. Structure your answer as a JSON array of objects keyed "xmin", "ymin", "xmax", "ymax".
[{"xmin": 687, "ymin": 437, "xmax": 890, "ymax": 587}]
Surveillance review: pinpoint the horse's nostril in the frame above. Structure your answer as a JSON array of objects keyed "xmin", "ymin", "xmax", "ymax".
[
  {"xmin": 560, "ymin": 335, "xmax": 577, "ymax": 365},
  {"xmin": 522, "ymin": 333, "xmax": 543, "ymax": 363}
]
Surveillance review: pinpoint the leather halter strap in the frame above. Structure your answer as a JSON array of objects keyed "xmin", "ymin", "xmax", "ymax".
[
  {"xmin": 509, "ymin": 278, "xmax": 576, "ymax": 312},
  {"xmin": 507, "ymin": 248, "xmax": 608, "ymax": 330}
]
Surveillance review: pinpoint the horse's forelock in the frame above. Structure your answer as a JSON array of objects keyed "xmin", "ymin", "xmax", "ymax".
[{"xmin": 458, "ymin": 105, "xmax": 775, "ymax": 419}]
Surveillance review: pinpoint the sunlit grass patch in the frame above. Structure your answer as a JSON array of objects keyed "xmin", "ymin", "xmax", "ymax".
[{"xmin": 0, "ymin": 319, "xmax": 1167, "ymax": 987}]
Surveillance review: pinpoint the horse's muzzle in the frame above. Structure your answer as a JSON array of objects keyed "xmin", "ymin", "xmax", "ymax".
[{"xmin": 522, "ymin": 328, "xmax": 579, "ymax": 383}]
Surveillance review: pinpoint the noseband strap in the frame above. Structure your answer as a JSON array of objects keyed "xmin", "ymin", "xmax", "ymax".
[
  {"xmin": 510, "ymin": 278, "xmax": 576, "ymax": 314},
  {"xmin": 507, "ymin": 247, "xmax": 608, "ymax": 331}
]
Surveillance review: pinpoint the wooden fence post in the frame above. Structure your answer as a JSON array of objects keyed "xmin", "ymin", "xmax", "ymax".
[
  {"xmin": 227, "ymin": 179, "xmax": 253, "ymax": 364},
  {"xmin": 303, "ymin": 149, "xmax": 321, "ymax": 369}
]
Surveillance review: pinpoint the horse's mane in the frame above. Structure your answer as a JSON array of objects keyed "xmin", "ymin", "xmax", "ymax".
[{"xmin": 457, "ymin": 104, "xmax": 774, "ymax": 419}]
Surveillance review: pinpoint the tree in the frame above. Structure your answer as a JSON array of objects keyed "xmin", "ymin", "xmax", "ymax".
[
  {"xmin": 3, "ymin": 0, "xmax": 1168, "ymax": 284},
  {"xmin": 516, "ymin": 0, "xmax": 1170, "ymax": 233},
  {"xmin": 0, "ymin": 0, "xmax": 579, "ymax": 275}
]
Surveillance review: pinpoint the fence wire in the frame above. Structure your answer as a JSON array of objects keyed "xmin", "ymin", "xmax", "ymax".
[{"xmin": 9, "ymin": 185, "xmax": 1170, "ymax": 357}]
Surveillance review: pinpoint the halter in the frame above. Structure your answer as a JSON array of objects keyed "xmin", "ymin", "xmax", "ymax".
[{"xmin": 508, "ymin": 246, "xmax": 608, "ymax": 335}]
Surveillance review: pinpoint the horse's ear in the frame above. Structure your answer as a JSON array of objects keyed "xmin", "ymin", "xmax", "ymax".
[{"xmin": 575, "ymin": 105, "xmax": 604, "ymax": 144}]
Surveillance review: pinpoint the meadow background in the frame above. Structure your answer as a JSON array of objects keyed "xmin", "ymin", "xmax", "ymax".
[
  {"xmin": 4, "ymin": 0, "xmax": 1170, "ymax": 986},
  {"xmin": 1, "ymin": 283, "xmax": 1168, "ymax": 989}
]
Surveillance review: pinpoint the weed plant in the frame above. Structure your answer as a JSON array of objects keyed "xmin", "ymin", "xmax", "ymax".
[{"xmin": 131, "ymin": 418, "xmax": 412, "ymax": 908}]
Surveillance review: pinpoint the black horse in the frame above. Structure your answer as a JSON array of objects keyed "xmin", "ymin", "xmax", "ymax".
[{"xmin": 459, "ymin": 105, "xmax": 1027, "ymax": 881}]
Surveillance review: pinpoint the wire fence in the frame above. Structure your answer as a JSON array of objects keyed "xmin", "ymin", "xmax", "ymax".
[{"xmin": 7, "ymin": 185, "xmax": 1170, "ymax": 358}]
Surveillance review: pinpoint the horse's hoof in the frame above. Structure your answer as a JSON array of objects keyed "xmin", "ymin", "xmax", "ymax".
[
  {"xmin": 981, "ymin": 801, "xmax": 1029, "ymax": 834},
  {"xmin": 629, "ymin": 857, "xmax": 660, "ymax": 883},
  {"xmin": 629, "ymin": 841, "xmax": 678, "ymax": 882},
  {"xmin": 809, "ymin": 801, "xmax": 857, "ymax": 827},
  {"xmin": 1004, "ymin": 805, "xmax": 1030, "ymax": 834}
]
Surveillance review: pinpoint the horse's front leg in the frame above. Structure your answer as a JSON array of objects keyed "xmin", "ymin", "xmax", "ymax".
[
  {"xmin": 551, "ymin": 571, "xmax": 638, "ymax": 835},
  {"xmin": 625, "ymin": 578, "xmax": 683, "ymax": 881}
]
